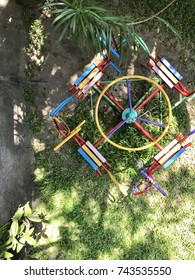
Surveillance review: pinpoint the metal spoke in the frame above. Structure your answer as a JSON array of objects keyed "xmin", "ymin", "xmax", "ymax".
[{"xmin": 136, "ymin": 116, "xmax": 165, "ymax": 128}]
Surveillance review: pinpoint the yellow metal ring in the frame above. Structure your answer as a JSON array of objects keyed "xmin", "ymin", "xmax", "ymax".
[{"xmin": 95, "ymin": 75, "xmax": 172, "ymax": 151}]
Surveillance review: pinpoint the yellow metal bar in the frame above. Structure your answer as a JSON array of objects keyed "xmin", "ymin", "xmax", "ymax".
[
  {"xmin": 107, "ymin": 171, "xmax": 128, "ymax": 196},
  {"xmin": 154, "ymin": 139, "xmax": 178, "ymax": 161},
  {"xmin": 78, "ymin": 67, "xmax": 100, "ymax": 90},
  {"xmin": 157, "ymin": 62, "xmax": 178, "ymax": 84},
  {"xmin": 159, "ymin": 143, "xmax": 181, "ymax": 165},
  {"xmin": 82, "ymin": 144, "xmax": 102, "ymax": 167},
  {"xmin": 54, "ymin": 120, "xmax": 86, "ymax": 151},
  {"xmin": 54, "ymin": 127, "xmax": 81, "ymax": 151}
]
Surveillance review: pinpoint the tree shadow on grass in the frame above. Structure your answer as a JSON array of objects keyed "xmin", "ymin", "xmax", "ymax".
[{"xmin": 122, "ymin": 232, "xmax": 170, "ymax": 260}]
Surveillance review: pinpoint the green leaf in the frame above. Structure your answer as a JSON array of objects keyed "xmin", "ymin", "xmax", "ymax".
[
  {"xmin": 133, "ymin": 32, "xmax": 151, "ymax": 56},
  {"xmin": 16, "ymin": 242, "xmax": 24, "ymax": 253},
  {"xmin": 24, "ymin": 202, "xmax": 32, "ymax": 217},
  {"xmin": 26, "ymin": 227, "xmax": 35, "ymax": 236},
  {"xmin": 52, "ymin": 10, "xmax": 74, "ymax": 25},
  {"xmin": 13, "ymin": 206, "xmax": 24, "ymax": 220},
  {"xmin": 27, "ymin": 215, "xmax": 42, "ymax": 223},
  {"xmin": 18, "ymin": 224, "xmax": 25, "ymax": 235},
  {"xmin": 4, "ymin": 251, "xmax": 14, "ymax": 260},
  {"xmin": 10, "ymin": 220, "xmax": 19, "ymax": 237},
  {"xmin": 58, "ymin": 24, "xmax": 70, "ymax": 42},
  {"xmin": 25, "ymin": 235, "xmax": 37, "ymax": 246},
  {"xmin": 155, "ymin": 16, "xmax": 182, "ymax": 39},
  {"xmin": 12, "ymin": 236, "xmax": 18, "ymax": 251},
  {"xmin": 5, "ymin": 236, "xmax": 13, "ymax": 247},
  {"xmin": 19, "ymin": 236, "xmax": 27, "ymax": 245}
]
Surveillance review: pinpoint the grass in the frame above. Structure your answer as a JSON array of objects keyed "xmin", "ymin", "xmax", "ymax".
[
  {"xmin": 28, "ymin": 153, "xmax": 194, "ymax": 260},
  {"xmin": 26, "ymin": 88, "xmax": 194, "ymax": 260},
  {"xmin": 20, "ymin": 0, "xmax": 195, "ymax": 260}
]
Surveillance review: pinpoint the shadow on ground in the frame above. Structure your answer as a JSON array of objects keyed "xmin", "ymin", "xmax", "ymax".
[{"xmin": 0, "ymin": 1, "xmax": 34, "ymax": 224}]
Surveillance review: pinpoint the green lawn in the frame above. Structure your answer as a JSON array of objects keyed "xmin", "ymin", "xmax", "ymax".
[
  {"xmin": 26, "ymin": 94, "xmax": 194, "ymax": 260},
  {"xmin": 22, "ymin": 0, "xmax": 194, "ymax": 260}
]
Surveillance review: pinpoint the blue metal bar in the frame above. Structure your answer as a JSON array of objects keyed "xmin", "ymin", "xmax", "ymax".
[
  {"xmin": 141, "ymin": 170, "xmax": 166, "ymax": 196},
  {"xmin": 101, "ymin": 53, "xmax": 121, "ymax": 73},
  {"xmin": 107, "ymin": 119, "xmax": 126, "ymax": 138},
  {"xmin": 163, "ymin": 148, "xmax": 186, "ymax": 169},
  {"xmin": 50, "ymin": 96, "xmax": 73, "ymax": 117},
  {"xmin": 110, "ymin": 46, "xmax": 120, "ymax": 60},
  {"xmin": 187, "ymin": 128, "xmax": 195, "ymax": 137},
  {"xmin": 136, "ymin": 116, "xmax": 165, "ymax": 128},
  {"xmin": 74, "ymin": 63, "xmax": 96, "ymax": 86},
  {"xmin": 161, "ymin": 57, "xmax": 183, "ymax": 80},
  {"xmin": 78, "ymin": 148, "xmax": 98, "ymax": 171},
  {"xmin": 134, "ymin": 158, "xmax": 145, "ymax": 169}
]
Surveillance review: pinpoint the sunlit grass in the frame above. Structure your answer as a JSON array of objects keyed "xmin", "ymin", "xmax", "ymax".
[{"xmin": 30, "ymin": 150, "xmax": 194, "ymax": 260}]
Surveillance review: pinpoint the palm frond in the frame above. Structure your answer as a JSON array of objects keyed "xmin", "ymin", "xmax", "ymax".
[
  {"xmin": 155, "ymin": 16, "xmax": 181, "ymax": 39},
  {"xmin": 41, "ymin": 0, "xmax": 180, "ymax": 61}
]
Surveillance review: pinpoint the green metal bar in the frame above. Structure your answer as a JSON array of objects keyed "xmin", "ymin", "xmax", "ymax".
[
  {"xmin": 186, "ymin": 93, "xmax": 195, "ymax": 102},
  {"xmin": 89, "ymin": 89, "xmax": 94, "ymax": 121},
  {"xmin": 133, "ymin": 77, "xmax": 162, "ymax": 109},
  {"xmin": 100, "ymin": 78, "xmax": 142, "ymax": 85},
  {"xmin": 133, "ymin": 84, "xmax": 156, "ymax": 109},
  {"xmin": 172, "ymin": 93, "xmax": 195, "ymax": 110},
  {"xmin": 159, "ymin": 90, "xmax": 163, "ymax": 130}
]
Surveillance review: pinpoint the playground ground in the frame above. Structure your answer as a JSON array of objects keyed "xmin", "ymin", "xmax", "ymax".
[{"xmin": 0, "ymin": 0, "xmax": 194, "ymax": 259}]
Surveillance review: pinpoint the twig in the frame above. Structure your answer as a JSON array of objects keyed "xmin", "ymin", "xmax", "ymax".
[{"xmin": 127, "ymin": 0, "xmax": 177, "ymax": 26}]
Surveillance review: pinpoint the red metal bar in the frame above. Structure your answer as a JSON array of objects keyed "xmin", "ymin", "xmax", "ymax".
[
  {"xmin": 178, "ymin": 135, "xmax": 188, "ymax": 144},
  {"xmin": 73, "ymin": 135, "xmax": 82, "ymax": 146},
  {"xmin": 53, "ymin": 119, "xmax": 69, "ymax": 137},
  {"xmin": 72, "ymin": 89, "xmax": 81, "ymax": 97},
  {"xmin": 148, "ymin": 160, "xmax": 161, "ymax": 174},
  {"xmin": 175, "ymin": 132, "xmax": 183, "ymax": 140},
  {"xmin": 97, "ymin": 58, "xmax": 111, "ymax": 72},
  {"xmin": 69, "ymin": 85, "xmax": 75, "ymax": 91},
  {"xmin": 174, "ymin": 82, "xmax": 195, "ymax": 97},
  {"xmin": 78, "ymin": 93, "xmax": 84, "ymax": 99},
  {"xmin": 101, "ymin": 164, "xmax": 109, "ymax": 173},
  {"xmin": 183, "ymin": 142, "xmax": 192, "ymax": 149},
  {"xmin": 133, "ymin": 179, "xmax": 153, "ymax": 195},
  {"xmin": 73, "ymin": 133, "xmax": 85, "ymax": 147},
  {"xmin": 105, "ymin": 161, "xmax": 112, "ymax": 168},
  {"xmin": 96, "ymin": 82, "xmax": 124, "ymax": 111},
  {"xmin": 94, "ymin": 119, "xmax": 124, "ymax": 147},
  {"xmin": 97, "ymin": 169, "xmax": 102, "ymax": 176},
  {"xmin": 149, "ymin": 56, "xmax": 158, "ymax": 63},
  {"xmin": 135, "ymin": 83, "xmax": 166, "ymax": 111},
  {"xmin": 134, "ymin": 121, "xmax": 163, "ymax": 150}
]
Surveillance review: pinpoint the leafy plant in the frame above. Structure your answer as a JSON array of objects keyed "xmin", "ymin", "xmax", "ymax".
[
  {"xmin": 26, "ymin": 19, "xmax": 45, "ymax": 71},
  {"xmin": 0, "ymin": 202, "xmax": 43, "ymax": 260},
  {"xmin": 42, "ymin": 0, "xmax": 180, "ymax": 60},
  {"xmin": 42, "ymin": 0, "xmax": 129, "ymax": 55}
]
